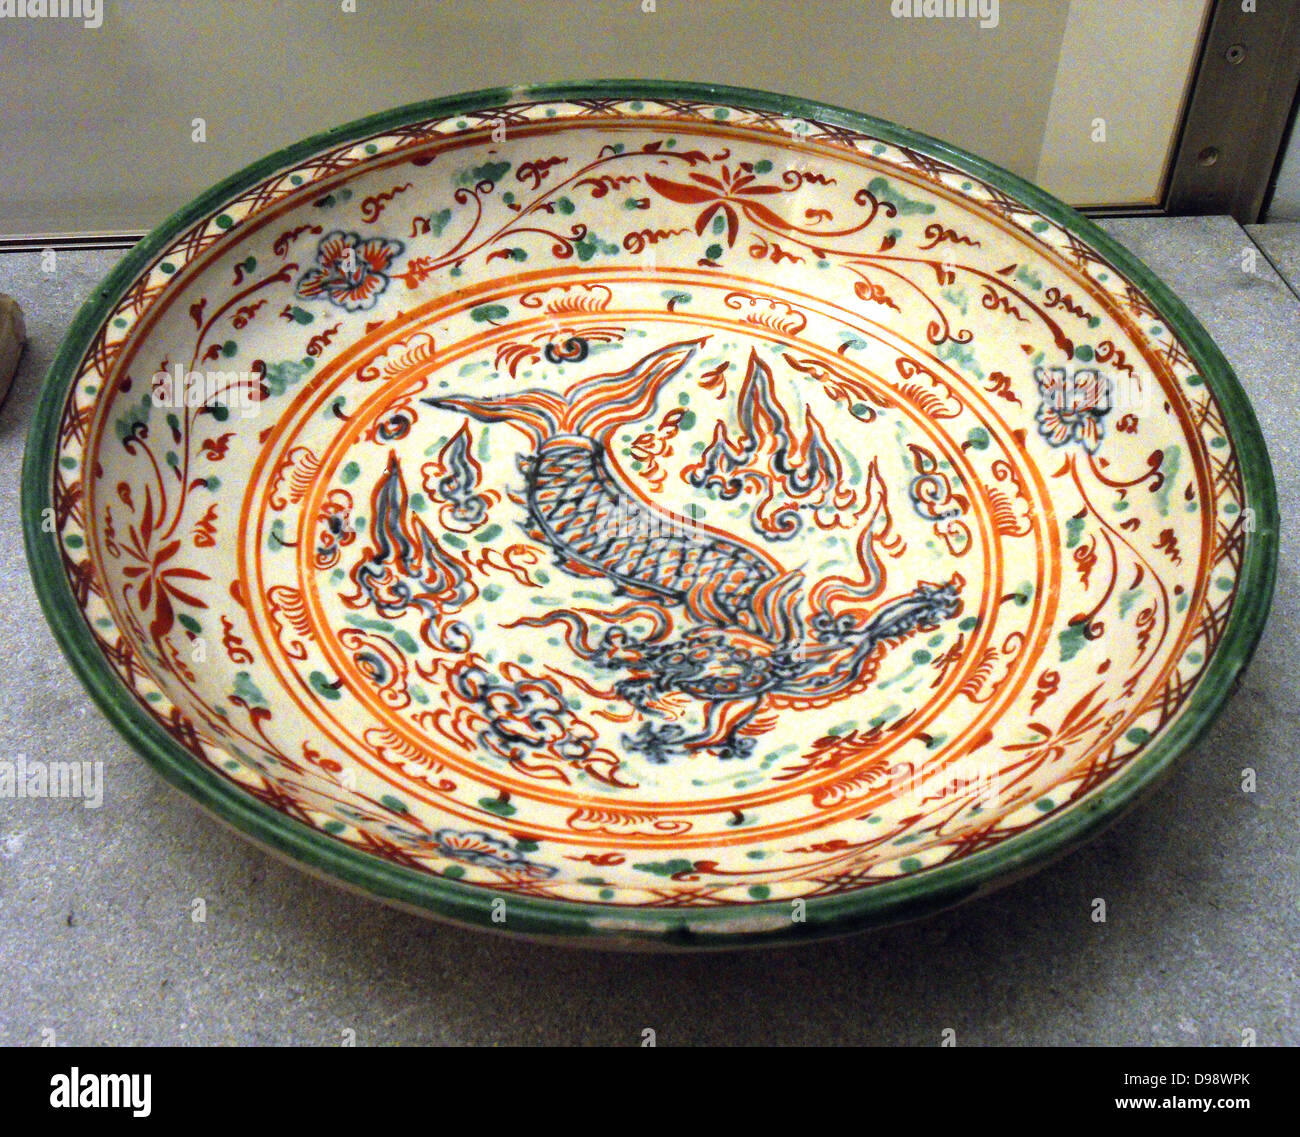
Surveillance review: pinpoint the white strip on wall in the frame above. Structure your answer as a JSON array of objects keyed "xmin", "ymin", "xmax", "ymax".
[{"xmin": 1035, "ymin": 0, "xmax": 1211, "ymax": 208}]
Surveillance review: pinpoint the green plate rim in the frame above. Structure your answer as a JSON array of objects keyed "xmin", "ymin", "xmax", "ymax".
[{"xmin": 21, "ymin": 79, "xmax": 1280, "ymax": 948}]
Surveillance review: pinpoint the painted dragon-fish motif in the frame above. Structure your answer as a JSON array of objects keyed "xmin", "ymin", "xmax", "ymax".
[{"xmin": 426, "ymin": 337, "xmax": 961, "ymax": 759}]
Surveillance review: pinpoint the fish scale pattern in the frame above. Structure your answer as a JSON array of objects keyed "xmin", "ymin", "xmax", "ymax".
[{"xmin": 527, "ymin": 441, "xmax": 777, "ymax": 622}]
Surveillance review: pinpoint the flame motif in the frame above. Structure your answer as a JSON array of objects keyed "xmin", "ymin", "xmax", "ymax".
[
  {"xmin": 420, "ymin": 422, "xmax": 497, "ymax": 532},
  {"xmin": 684, "ymin": 349, "xmax": 878, "ymax": 538},
  {"xmin": 344, "ymin": 452, "xmax": 477, "ymax": 646}
]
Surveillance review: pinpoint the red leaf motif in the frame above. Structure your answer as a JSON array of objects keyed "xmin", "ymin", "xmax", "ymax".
[
  {"xmin": 644, "ymin": 173, "xmax": 718, "ymax": 205},
  {"xmin": 740, "ymin": 200, "xmax": 794, "ymax": 233}
]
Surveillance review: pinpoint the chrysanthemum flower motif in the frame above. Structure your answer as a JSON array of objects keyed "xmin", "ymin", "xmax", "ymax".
[
  {"xmin": 427, "ymin": 828, "xmax": 556, "ymax": 878},
  {"xmin": 1034, "ymin": 366, "xmax": 1111, "ymax": 454},
  {"xmin": 296, "ymin": 230, "xmax": 404, "ymax": 312}
]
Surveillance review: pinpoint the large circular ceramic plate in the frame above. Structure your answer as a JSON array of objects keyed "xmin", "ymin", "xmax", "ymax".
[{"xmin": 24, "ymin": 82, "xmax": 1277, "ymax": 947}]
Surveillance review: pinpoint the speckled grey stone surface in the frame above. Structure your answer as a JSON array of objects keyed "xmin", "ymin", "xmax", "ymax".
[
  {"xmin": 1248, "ymin": 222, "xmax": 1300, "ymax": 299},
  {"xmin": 1, "ymin": 218, "xmax": 1296, "ymax": 1047}
]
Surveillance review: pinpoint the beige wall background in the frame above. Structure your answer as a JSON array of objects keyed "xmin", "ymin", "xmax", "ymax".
[{"xmin": 0, "ymin": 0, "xmax": 1209, "ymax": 238}]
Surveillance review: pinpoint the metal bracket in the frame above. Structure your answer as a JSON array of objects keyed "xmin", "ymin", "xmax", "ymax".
[{"xmin": 1166, "ymin": 0, "xmax": 1300, "ymax": 222}]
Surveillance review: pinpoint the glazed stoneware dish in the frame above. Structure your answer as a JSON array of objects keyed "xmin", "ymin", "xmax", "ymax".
[{"xmin": 24, "ymin": 82, "xmax": 1277, "ymax": 947}]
